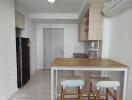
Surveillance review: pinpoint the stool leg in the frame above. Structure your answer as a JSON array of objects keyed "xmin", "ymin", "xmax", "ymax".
[
  {"xmin": 96, "ymin": 88, "xmax": 99, "ymax": 100},
  {"xmin": 80, "ymin": 88, "xmax": 83, "ymax": 100},
  {"xmin": 78, "ymin": 86, "xmax": 80, "ymax": 100},
  {"xmin": 106, "ymin": 88, "xmax": 109, "ymax": 100},
  {"xmin": 88, "ymin": 82, "xmax": 93, "ymax": 100},
  {"xmin": 114, "ymin": 90, "xmax": 117, "ymax": 100},
  {"xmin": 61, "ymin": 86, "xmax": 64, "ymax": 100}
]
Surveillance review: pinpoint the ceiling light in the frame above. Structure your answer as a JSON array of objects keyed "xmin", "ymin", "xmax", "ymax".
[{"xmin": 48, "ymin": 0, "xmax": 55, "ymax": 3}]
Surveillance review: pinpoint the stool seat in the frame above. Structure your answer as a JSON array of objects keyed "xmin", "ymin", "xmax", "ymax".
[
  {"xmin": 96, "ymin": 81, "xmax": 120, "ymax": 89},
  {"xmin": 89, "ymin": 77, "xmax": 112, "ymax": 85},
  {"xmin": 89, "ymin": 77, "xmax": 120, "ymax": 89},
  {"xmin": 61, "ymin": 80, "xmax": 84, "ymax": 89},
  {"xmin": 60, "ymin": 79, "xmax": 84, "ymax": 100}
]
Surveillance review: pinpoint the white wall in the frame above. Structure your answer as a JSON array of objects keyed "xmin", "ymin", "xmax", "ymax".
[
  {"xmin": 0, "ymin": 0, "xmax": 17, "ymax": 99},
  {"xmin": 102, "ymin": 18, "xmax": 110, "ymax": 58},
  {"xmin": 16, "ymin": 3, "xmax": 37, "ymax": 74},
  {"xmin": 37, "ymin": 24, "xmax": 84, "ymax": 69},
  {"xmin": 103, "ymin": 8, "xmax": 132, "ymax": 100}
]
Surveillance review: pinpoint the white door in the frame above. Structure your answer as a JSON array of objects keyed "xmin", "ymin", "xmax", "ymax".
[{"xmin": 43, "ymin": 28, "xmax": 64, "ymax": 69}]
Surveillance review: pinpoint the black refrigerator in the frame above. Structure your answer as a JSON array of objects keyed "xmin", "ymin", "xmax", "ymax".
[{"xmin": 16, "ymin": 37, "xmax": 30, "ymax": 88}]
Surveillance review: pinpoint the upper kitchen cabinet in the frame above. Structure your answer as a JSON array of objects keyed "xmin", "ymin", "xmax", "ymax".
[
  {"xmin": 79, "ymin": 4, "xmax": 103, "ymax": 41},
  {"xmin": 89, "ymin": 4, "xmax": 103, "ymax": 40},
  {"xmin": 15, "ymin": 11, "xmax": 25, "ymax": 29},
  {"xmin": 78, "ymin": 11, "xmax": 89, "ymax": 41}
]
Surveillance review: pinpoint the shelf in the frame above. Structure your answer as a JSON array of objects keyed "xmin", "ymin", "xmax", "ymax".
[{"xmin": 88, "ymin": 48, "xmax": 98, "ymax": 51}]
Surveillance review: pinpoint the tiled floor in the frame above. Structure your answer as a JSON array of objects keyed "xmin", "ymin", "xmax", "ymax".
[
  {"xmin": 10, "ymin": 70, "xmax": 51, "ymax": 100},
  {"xmin": 10, "ymin": 70, "xmax": 76, "ymax": 100},
  {"xmin": 10, "ymin": 70, "xmax": 121, "ymax": 100}
]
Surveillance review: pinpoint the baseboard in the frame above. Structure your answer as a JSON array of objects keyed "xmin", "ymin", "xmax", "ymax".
[{"xmin": 8, "ymin": 88, "xmax": 18, "ymax": 100}]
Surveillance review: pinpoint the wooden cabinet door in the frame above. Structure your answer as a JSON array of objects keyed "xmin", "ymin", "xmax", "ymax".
[{"xmin": 88, "ymin": 4, "xmax": 103, "ymax": 40}]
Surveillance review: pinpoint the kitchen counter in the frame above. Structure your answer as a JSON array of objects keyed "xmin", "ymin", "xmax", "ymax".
[
  {"xmin": 51, "ymin": 58, "xmax": 128, "ymax": 100},
  {"xmin": 51, "ymin": 58, "xmax": 127, "ymax": 68}
]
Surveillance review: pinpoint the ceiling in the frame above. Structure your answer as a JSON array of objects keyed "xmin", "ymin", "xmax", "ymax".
[
  {"xmin": 31, "ymin": 19, "xmax": 79, "ymax": 24},
  {"xmin": 15, "ymin": 0, "xmax": 111, "ymax": 23},
  {"xmin": 15, "ymin": 0, "xmax": 85, "ymax": 13}
]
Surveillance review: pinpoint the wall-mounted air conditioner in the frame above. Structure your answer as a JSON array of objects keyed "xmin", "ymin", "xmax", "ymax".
[{"xmin": 103, "ymin": 0, "xmax": 132, "ymax": 17}]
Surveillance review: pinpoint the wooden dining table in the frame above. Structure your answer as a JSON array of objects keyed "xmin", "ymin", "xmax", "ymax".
[{"xmin": 51, "ymin": 58, "xmax": 128, "ymax": 100}]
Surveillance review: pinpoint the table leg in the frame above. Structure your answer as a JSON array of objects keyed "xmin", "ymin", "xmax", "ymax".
[
  {"xmin": 56, "ymin": 70, "xmax": 58, "ymax": 98},
  {"xmin": 51, "ymin": 69, "xmax": 54, "ymax": 100},
  {"xmin": 123, "ymin": 69, "xmax": 128, "ymax": 100}
]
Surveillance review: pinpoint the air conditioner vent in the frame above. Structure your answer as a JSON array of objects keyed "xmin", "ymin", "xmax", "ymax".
[
  {"xmin": 103, "ymin": 0, "xmax": 121, "ymax": 11},
  {"xmin": 103, "ymin": 0, "xmax": 132, "ymax": 17}
]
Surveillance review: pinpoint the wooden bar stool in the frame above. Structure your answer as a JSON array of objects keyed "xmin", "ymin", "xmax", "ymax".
[
  {"xmin": 60, "ymin": 79, "xmax": 84, "ymax": 100},
  {"xmin": 88, "ymin": 77, "xmax": 120, "ymax": 100}
]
